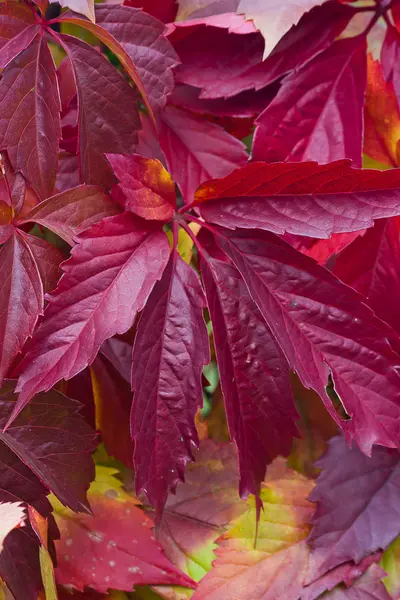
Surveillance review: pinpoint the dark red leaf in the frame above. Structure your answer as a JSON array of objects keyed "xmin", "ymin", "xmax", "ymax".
[
  {"xmin": 100, "ymin": 337, "xmax": 132, "ymax": 384},
  {"xmin": 252, "ymin": 37, "xmax": 367, "ymax": 166},
  {"xmin": 95, "ymin": 4, "xmax": 179, "ymax": 114},
  {"xmin": 56, "ymin": 152, "xmax": 80, "ymax": 193},
  {"xmin": 14, "ymin": 213, "xmax": 171, "ymax": 416},
  {"xmin": 319, "ymin": 564, "xmax": 391, "ymax": 599},
  {"xmin": 334, "ymin": 218, "xmax": 400, "ymax": 334},
  {"xmin": 305, "ymin": 436, "xmax": 400, "ymax": 583},
  {"xmin": 214, "ymin": 227, "xmax": 400, "ymax": 455},
  {"xmin": 0, "ymin": 34, "xmax": 61, "ymax": 198},
  {"xmin": 18, "ymin": 185, "xmax": 121, "ymax": 246},
  {"xmin": 61, "ymin": 34, "xmax": 141, "ymax": 189},
  {"xmin": 196, "ymin": 160, "xmax": 400, "ymax": 238},
  {"xmin": 0, "ymin": 525, "xmax": 42, "ymax": 600},
  {"xmin": 123, "ymin": 0, "xmax": 178, "ymax": 23},
  {"xmin": 199, "ymin": 233, "xmax": 298, "ymax": 499},
  {"xmin": 159, "ymin": 105, "xmax": 248, "ymax": 203},
  {"xmin": 91, "ymin": 354, "xmax": 133, "ymax": 467},
  {"xmin": 0, "ymin": 2, "xmax": 38, "ymax": 68},
  {"xmin": 131, "ymin": 249, "xmax": 210, "ymax": 514},
  {"xmin": 57, "ymin": 57, "xmax": 77, "ymax": 113},
  {"xmin": 107, "ymin": 154, "xmax": 176, "ymax": 221},
  {"xmin": 0, "ymin": 231, "xmax": 43, "ymax": 386}
]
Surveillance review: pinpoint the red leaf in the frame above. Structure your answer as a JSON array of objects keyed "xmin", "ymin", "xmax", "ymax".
[
  {"xmin": 0, "ymin": 380, "xmax": 96, "ymax": 512},
  {"xmin": 53, "ymin": 470, "xmax": 195, "ymax": 593},
  {"xmin": 171, "ymin": 2, "xmax": 355, "ymax": 100},
  {"xmin": 305, "ymin": 436, "xmax": 400, "ymax": 583},
  {"xmin": 320, "ymin": 564, "xmax": 391, "ymax": 599},
  {"xmin": 56, "ymin": 152, "xmax": 80, "ymax": 193},
  {"xmin": 213, "ymin": 227, "xmax": 400, "ymax": 455},
  {"xmin": 237, "ymin": 0, "xmax": 329, "ymax": 59},
  {"xmin": 18, "ymin": 185, "xmax": 121, "ymax": 246},
  {"xmin": 108, "ymin": 154, "xmax": 176, "ymax": 222},
  {"xmin": 0, "ymin": 231, "xmax": 43, "ymax": 386},
  {"xmin": 0, "ymin": 2, "xmax": 38, "ymax": 68},
  {"xmin": 131, "ymin": 249, "xmax": 210, "ymax": 514},
  {"xmin": 381, "ymin": 24, "xmax": 400, "ymax": 104},
  {"xmin": 0, "ymin": 524, "xmax": 43, "ymax": 600},
  {"xmin": 252, "ymin": 37, "xmax": 367, "ymax": 166},
  {"xmin": 159, "ymin": 105, "xmax": 248, "ymax": 203},
  {"xmin": 199, "ymin": 234, "xmax": 298, "ymax": 499},
  {"xmin": 91, "ymin": 354, "xmax": 133, "ymax": 467},
  {"xmin": 95, "ymin": 4, "xmax": 179, "ymax": 114},
  {"xmin": 123, "ymin": 0, "xmax": 178, "ymax": 23},
  {"xmin": 57, "ymin": 57, "xmax": 77, "ymax": 114},
  {"xmin": 0, "ymin": 35, "xmax": 61, "ymax": 198},
  {"xmin": 195, "ymin": 160, "xmax": 400, "ymax": 238},
  {"xmin": 100, "ymin": 337, "xmax": 132, "ymax": 384},
  {"xmin": 334, "ymin": 218, "xmax": 400, "ymax": 334},
  {"xmin": 14, "ymin": 213, "xmax": 171, "ymax": 415},
  {"xmin": 61, "ymin": 34, "xmax": 141, "ymax": 188}
]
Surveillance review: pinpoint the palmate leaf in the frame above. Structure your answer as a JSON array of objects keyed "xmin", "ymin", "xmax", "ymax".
[
  {"xmin": 195, "ymin": 160, "xmax": 400, "ymax": 237},
  {"xmin": 14, "ymin": 213, "xmax": 171, "ymax": 419},
  {"xmin": 211, "ymin": 226, "xmax": 400, "ymax": 455},
  {"xmin": 131, "ymin": 249, "xmax": 210, "ymax": 515},
  {"xmin": 199, "ymin": 232, "xmax": 298, "ymax": 500}
]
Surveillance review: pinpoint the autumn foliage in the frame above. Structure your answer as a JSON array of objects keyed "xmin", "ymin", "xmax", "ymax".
[{"xmin": 3, "ymin": 0, "xmax": 400, "ymax": 598}]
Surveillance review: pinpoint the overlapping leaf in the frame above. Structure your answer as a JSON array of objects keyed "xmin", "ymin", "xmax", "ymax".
[
  {"xmin": 131, "ymin": 249, "xmax": 210, "ymax": 515},
  {"xmin": 14, "ymin": 213, "xmax": 171, "ymax": 416},
  {"xmin": 195, "ymin": 160, "xmax": 400, "ymax": 238},
  {"xmin": 213, "ymin": 227, "xmax": 400, "ymax": 455}
]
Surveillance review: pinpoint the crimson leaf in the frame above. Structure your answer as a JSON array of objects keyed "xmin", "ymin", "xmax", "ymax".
[
  {"xmin": 14, "ymin": 213, "xmax": 171, "ymax": 419},
  {"xmin": 131, "ymin": 249, "xmax": 210, "ymax": 515}
]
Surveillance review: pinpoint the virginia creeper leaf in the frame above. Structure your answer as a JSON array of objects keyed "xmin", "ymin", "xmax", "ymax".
[
  {"xmin": 0, "ymin": 380, "xmax": 96, "ymax": 512},
  {"xmin": 56, "ymin": 152, "xmax": 79, "ymax": 193},
  {"xmin": 124, "ymin": 0, "xmax": 178, "ymax": 22},
  {"xmin": 107, "ymin": 154, "xmax": 176, "ymax": 222},
  {"xmin": 154, "ymin": 441, "xmax": 246, "ymax": 582},
  {"xmin": 131, "ymin": 249, "xmax": 210, "ymax": 515},
  {"xmin": 14, "ymin": 213, "xmax": 171, "ymax": 416},
  {"xmin": 304, "ymin": 436, "xmax": 400, "ymax": 583},
  {"xmin": 18, "ymin": 231, "xmax": 64, "ymax": 294},
  {"xmin": 52, "ymin": 467, "xmax": 196, "ymax": 593},
  {"xmin": 195, "ymin": 160, "xmax": 400, "ymax": 238},
  {"xmin": 192, "ymin": 459, "xmax": 314, "ymax": 600},
  {"xmin": 364, "ymin": 55, "xmax": 400, "ymax": 168},
  {"xmin": 159, "ymin": 105, "xmax": 248, "ymax": 203},
  {"xmin": 237, "ymin": 0, "xmax": 328, "ymax": 60},
  {"xmin": 0, "ymin": 2, "xmax": 38, "ymax": 68},
  {"xmin": 0, "ymin": 34, "xmax": 61, "ymax": 199},
  {"xmin": 199, "ymin": 234, "xmax": 298, "ymax": 500},
  {"xmin": 94, "ymin": 5, "xmax": 180, "ymax": 114},
  {"xmin": 334, "ymin": 218, "xmax": 400, "ymax": 335},
  {"xmin": 100, "ymin": 337, "xmax": 132, "ymax": 384},
  {"xmin": 0, "ymin": 524, "xmax": 43, "ymax": 600},
  {"xmin": 19, "ymin": 185, "xmax": 121, "ymax": 246},
  {"xmin": 0, "ymin": 231, "xmax": 42, "ymax": 386},
  {"xmin": 252, "ymin": 37, "xmax": 367, "ymax": 167},
  {"xmin": 61, "ymin": 34, "xmax": 141, "ymax": 189},
  {"xmin": 214, "ymin": 227, "xmax": 400, "ymax": 455},
  {"xmin": 381, "ymin": 24, "xmax": 400, "ymax": 106}
]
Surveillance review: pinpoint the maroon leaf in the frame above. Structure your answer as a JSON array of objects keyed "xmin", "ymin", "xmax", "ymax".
[
  {"xmin": 56, "ymin": 152, "xmax": 79, "ymax": 193},
  {"xmin": 159, "ymin": 105, "xmax": 248, "ymax": 203},
  {"xmin": 18, "ymin": 185, "xmax": 121, "ymax": 246},
  {"xmin": 0, "ymin": 524, "xmax": 43, "ymax": 600},
  {"xmin": 123, "ymin": 0, "xmax": 178, "ymax": 23},
  {"xmin": 0, "ymin": 380, "xmax": 96, "ymax": 512},
  {"xmin": 100, "ymin": 337, "xmax": 132, "ymax": 384},
  {"xmin": 0, "ymin": 2, "xmax": 38, "ymax": 68},
  {"xmin": 214, "ymin": 227, "xmax": 400, "ymax": 455},
  {"xmin": 0, "ymin": 231, "xmax": 43, "ymax": 386},
  {"xmin": 304, "ymin": 436, "xmax": 400, "ymax": 583},
  {"xmin": 199, "ymin": 233, "xmax": 298, "ymax": 499},
  {"xmin": 252, "ymin": 37, "xmax": 367, "ymax": 166},
  {"xmin": 91, "ymin": 354, "xmax": 133, "ymax": 467},
  {"xmin": 57, "ymin": 57, "xmax": 76, "ymax": 114},
  {"xmin": 95, "ymin": 4, "xmax": 179, "ymax": 114},
  {"xmin": 61, "ymin": 34, "xmax": 141, "ymax": 188},
  {"xmin": 18, "ymin": 232, "xmax": 64, "ymax": 294},
  {"xmin": 0, "ymin": 34, "xmax": 61, "ymax": 199},
  {"xmin": 107, "ymin": 154, "xmax": 176, "ymax": 221},
  {"xmin": 14, "ymin": 213, "xmax": 171, "ymax": 416},
  {"xmin": 131, "ymin": 249, "xmax": 209, "ymax": 515},
  {"xmin": 334, "ymin": 218, "xmax": 400, "ymax": 335},
  {"xmin": 321, "ymin": 565, "xmax": 391, "ymax": 599},
  {"xmin": 195, "ymin": 160, "xmax": 400, "ymax": 238}
]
